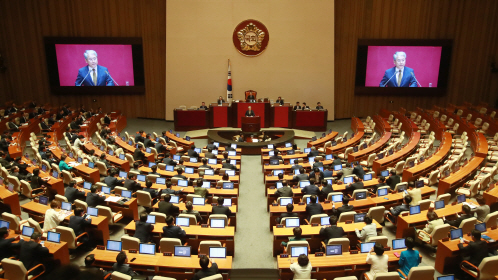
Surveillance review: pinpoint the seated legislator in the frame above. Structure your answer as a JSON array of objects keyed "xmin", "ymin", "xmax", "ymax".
[
  {"xmin": 158, "ymin": 194, "xmax": 180, "ymax": 217},
  {"xmin": 212, "ymin": 197, "xmax": 232, "ymax": 216},
  {"xmin": 65, "ymin": 180, "xmax": 86, "ymax": 203},
  {"xmin": 302, "ymin": 102, "xmax": 310, "ymax": 110},
  {"xmin": 365, "ymin": 243, "xmax": 389, "ymax": 279},
  {"xmin": 275, "ymin": 96, "xmax": 284, "ymax": 105},
  {"xmin": 320, "ymin": 216, "xmax": 345, "ymax": 244},
  {"xmin": 293, "ymin": 168, "xmax": 309, "ymax": 181},
  {"xmin": 19, "ymin": 232, "xmax": 53, "ymax": 275},
  {"xmin": 386, "ymin": 196, "xmax": 411, "ymax": 224},
  {"xmin": 192, "ymin": 256, "xmax": 219, "ymax": 280},
  {"xmin": 290, "ymin": 254, "xmax": 312, "ymax": 280},
  {"xmin": 416, "ymin": 211, "xmax": 444, "ymax": 242},
  {"xmin": 75, "ymin": 50, "xmax": 114, "ymax": 86},
  {"xmin": 112, "ymin": 251, "xmax": 137, "ymax": 277},
  {"xmin": 316, "ymin": 102, "xmax": 324, "ymax": 110},
  {"xmin": 457, "ymin": 229, "xmax": 489, "ymax": 277},
  {"xmin": 386, "ymin": 169, "xmax": 401, "ymax": 191},
  {"xmin": 217, "ymin": 96, "xmax": 225, "ymax": 105},
  {"xmin": 277, "ymin": 203, "xmax": 299, "ymax": 224},
  {"xmin": 86, "ymin": 185, "xmax": 107, "ymax": 207},
  {"xmin": 0, "ymin": 227, "xmax": 20, "ymax": 261},
  {"xmin": 194, "ymin": 179, "xmax": 208, "ymax": 198},
  {"xmin": 182, "ymin": 201, "xmax": 202, "ymax": 223},
  {"xmin": 276, "ymin": 180, "xmax": 293, "ymax": 198},
  {"xmin": 245, "ymin": 106, "xmax": 255, "ymax": 117},
  {"xmin": 355, "ymin": 216, "xmax": 377, "ymax": 242},
  {"xmin": 306, "ymin": 195, "xmax": 323, "ymax": 220},
  {"xmin": 124, "ymin": 173, "xmax": 142, "ymax": 193},
  {"xmin": 397, "ymin": 237, "xmax": 420, "ymax": 279},
  {"xmin": 379, "ymin": 51, "xmax": 418, "ymax": 87},
  {"xmin": 472, "ymin": 196, "xmax": 490, "ymax": 222},
  {"xmin": 69, "ymin": 207, "xmax": 92, "ymax": 245},
  {"xmin": 134, "ymin": 212, "xmax": 154, "ymax": 244},
  {"xmin": 246, "ymin": 92, "xmax": 256, "ymax": 102},
  {"xmin": 444, "ymin": 204, "xmax": 473, "ymax": 227},
  {"xmin": 282, "ymin": 227, "xmax": 306, "ymax": 247},
  {"xmin": 293, "ymin": 102, "xmax": 302, "ymax": 111},
  {"xmin": 302, "ymin": 178, "xmax": 320, "ymax": 195},
  {"xmin": 43, "ymin": 200, "xmax": 66, "ymax": 232},
  {"xmin": 345, "ymin": 176, "xmax": 364, "ymax": 194},
  {"xmin": 199, "ymin": 102, "xmax": 208, "ymax": 110},
  {"xmin": 162, "ymin": 216, "xmax": 186, "ymax": 243},
  {"xmin": 332, "ymin": 197, "xmax": 354, "ymax": 217}
]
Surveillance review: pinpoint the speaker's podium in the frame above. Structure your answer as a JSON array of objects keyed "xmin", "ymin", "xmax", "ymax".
[{"xmin": 241, "ymin": 116, "xmax": 260, "ymax": 133}]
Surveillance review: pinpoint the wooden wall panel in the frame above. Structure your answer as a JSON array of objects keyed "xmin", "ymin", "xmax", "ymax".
[
  {"xmin": 0, "ymin": 0, "xmax": 165, "ymax": 119},
  {"xmin": 335, "ymin": 0, "xmax": 498, "ymax": 119}
]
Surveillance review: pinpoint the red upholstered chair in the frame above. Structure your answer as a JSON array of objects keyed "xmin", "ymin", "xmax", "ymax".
[{"xmin": 245, "ymin": 90, "xmax": 257, "ymax": 101}]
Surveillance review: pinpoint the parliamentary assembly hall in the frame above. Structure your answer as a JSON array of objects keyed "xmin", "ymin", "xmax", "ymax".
[{"xmin": 0, "ymin": 1, "xmax": 498, "ymax": 280}]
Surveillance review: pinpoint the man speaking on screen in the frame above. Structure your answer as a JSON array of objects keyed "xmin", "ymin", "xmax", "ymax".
[
  {"xmin": 379, "ymin": 51, "xmax": 418, "ymax": 87},
  {"xmin": 75, "ymin": 50, "xmax": 114, "ymax": 86}
]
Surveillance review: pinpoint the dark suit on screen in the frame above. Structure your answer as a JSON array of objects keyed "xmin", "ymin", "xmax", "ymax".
[
  {"xmin": 379, "ymin": 67, "xmax": 417, "ymax": 87},
  {"xmin": 75, "ymin": 65, "xmax": 114, "ymax": 86}
]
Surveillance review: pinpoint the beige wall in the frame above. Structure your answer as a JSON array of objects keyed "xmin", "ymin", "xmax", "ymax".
[{"xmin": 166, "ymin": 0, "xmax": 335, "ymax": 120}]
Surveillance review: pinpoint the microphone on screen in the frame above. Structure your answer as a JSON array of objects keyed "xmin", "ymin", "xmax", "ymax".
[
  {"xmin": 382, "ymin": 70, "xmax": 399, "ymax": 87},
  {"xmin": 105, "ymin": 71, "xmax": 120, "ymax": 86},
  {"xmin": 78, "ymin": 70, "xmax": 91, "ymax": 86},
  {"xmin": 411, "ymin": 72, "xmax": 422, "ymax": 87}
]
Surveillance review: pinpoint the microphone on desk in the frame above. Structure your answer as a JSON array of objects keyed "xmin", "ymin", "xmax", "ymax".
[
  {"xmin": 78, "ymin": 70, "xmax": 91, "ymax": 86},
  {"xmin": 381, "ymin": 70, "xmax": 399, "ymax": 87},
  {"xmin": 411, "ymin": 72, "xmax": 422, "ymax": 87}
]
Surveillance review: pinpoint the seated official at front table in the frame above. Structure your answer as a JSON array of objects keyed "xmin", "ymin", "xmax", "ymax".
[
  {"xmin": 316, "ymin": 102, "xmax": 324, "ymax": 110},
  {"xmin": 302, "ymin": 102, "xmax": 310, "ymax": 110},
  {"xmin": 245, "ymin": 106, "xmax": 255, "ymax": 117},
  {"xmin": 217, "ymin": 96, "xmax": 225, "ymax": 105},
  {"xmin": 246, "ymin": 92, "xmax": 256, "ymax": 102},
  {"xmin": 276, "ymin": 96, "xmax": 284, "ymax": 105},
  {"xmin": 199, "ymin": 102, "xmax": 208, "ymax": 110},
  {"xmin": 293, "ymin": 102, "xmax": 302, "ymax": 110}
]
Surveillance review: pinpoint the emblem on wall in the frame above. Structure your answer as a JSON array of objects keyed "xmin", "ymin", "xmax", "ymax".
[{"xmin": 233, "ymin": 20, "xmax": 269, "ymax": 57}]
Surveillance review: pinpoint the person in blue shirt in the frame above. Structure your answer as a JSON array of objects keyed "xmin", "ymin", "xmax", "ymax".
[
  {"xmin": 398, "ymin": 237, "xmax": 420, "ymax": 278},
  {"xmin": 59, "ymin": 154, "xmax": 73, "ymax": 171}
]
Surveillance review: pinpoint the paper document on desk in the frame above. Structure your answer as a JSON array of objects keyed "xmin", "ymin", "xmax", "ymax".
[
  {"xmin": 105, "ymin": 196, "xmax": 122, "ymax": 202},
  {"xmin": 68, "ymin": 162, "xmax": 81, "ymax": 167},
  {"xmin": 462, "ymin": 202, "xmax": 477, "ymax": 209},
  {"xmin": 482, "ymin": 234, "xmax": 496, "ymax": 242}
]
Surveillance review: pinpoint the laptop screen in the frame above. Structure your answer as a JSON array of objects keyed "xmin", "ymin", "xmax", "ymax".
[
  {"xmin": 146, "ymin": 215, "xmax": 156, "ymax": 224},
  {"xmin": 194, "ymin": 148, "xmax": 201, "ymax": 153},
  {"xmin": 137, "ymin": 174, "xmax": 146, "ymax": 182},
  {"xmin": 223, "ymin": 198, "xmax": 232, "ymax": 206},
  {"xmin": 354, "ymin": 213, "xmax": 367, "ymax": 223},
  {"xmin": 285, "ymin": 218, "xmax": 300, "ymax": 228},
  {"xmin": 148, "ymin": 162, "xmax": 156, "ymax": 167},
  {"xmin": 290, "ymin": 246, "xmax": 308, "ymax": 257},
  {"xmin": 176, "ymin": 217, "xmax": 190, "ymax": 227},
  {"xmin": 42, "ymin": 165, "xmax": 47, "ymax": 172},
  {"xmin": 269, "ymin": 159, "xmax": 279, "ymax": 165},
  {"xmin": 185, "ymin": 167, "xmax": 194, "ymax": 174},
  {"xmin": 88, "ymin": 162, "xmax": 95, "ymax": 168},
  {"xmin": 190, "ymin": 157, "xmax": 198, "ymax": 163},
  {"xmin": 308, "ymin": 157, "xmax": 315, "ymax": 164},
  {"xmin": 392, "ymin": 239, "xmax": 406, "ymax": 250},
  {"xmin": 363, "ymin": 174, "xmax": 372, "ymax": 181},
  {"xmin": 435, "ymin": 200, "xmax": 445, "ymax": 210},
  {"xmin": 156, "ymin": 177, "xmax": 166, "ymax": 185},
  {"xmin": 437, "ymin": 276, "xmax": 455, "ymax": 280},
  {"xmin": 380, "ymin": 170, "xmax": 389, "ymax": 177},
  {"xmin": 119, "ymin": 154, "xmax": 125, "ymax": 160},
  {"xmin": 450, "ymin": 228, "xmax": 463, "ymax": 240},
  {"xmin": 409, "ymin": 205, "xmax": 421, "ymax": 215},
  {"xmin": 475, "ymin": 223, "xmax": 486, "ymax": 232},
  {"xmin": 343, "ymin": 177, "xmax": 353, "ymax": 184},
  {"xmin": 231, "ymin": 144, "xmax": 237, "ymax": 149},
  {"xmin": 228, "ymin": 151, "xmax": 236, "ymax": 156},
  {"xmin": 174, "ymin": 246, "xmax": 191, "ymax": 257},
  {"xmin": 304, "ymin": 148, "xmax": 311, "ymax": 153},
  {"xmin": 285, "ymin": 143, "xmax": 292, "ymax": 148},
  {"xmin": 77, "ymin": 157, "xmax": 83, "ymax": 163},
  {"xmin": 325, "ymin": 154, "xmax": 333, "ymax": 160},
  {"xmin": 47, "ymin": 231, "xmax": 61, "ymax": 243},
  {"xmin": 326, "ymin": 245, "xmax": 342, "ymax": 256},
  {"xmin": 52, "ymin": 171, "xmax": 58, "ymax": 178},
  {"xmin": 119, "ymin": 171, "xmax": 127, "ymax": 178},
  {"xmin": 273, "ymin": 170, "xmax": 284, "ymax": 176},
  {"xmin": 87, "ymin": 207, "xmax": 99, "ymax": 216},
  {"xmin": 39, "ymin": 196, "xmax": 48, "ymax": 205},
  {"xmin": 287, "ymin": 150, "xmax": 295, "ymax": 155},
  {"xmin": 275, "ymin": 182, "xmax": 283, "ymax": 189},
  {"xmin": 360, "ymin": 242, "xmax": 375, "ymax": 253},
  {"xmin": 107, "ymin": 240, "xmax": 122, "ymax": 252},
  {"xmin": 173, "ymin": 155, "xmax": 181, "ymax": 161},
  {"xmin": 61, "ymin": 201, "xmax": 72, "ymax": 211},
  {"xmin": 223, "ymin": 182, "xmax": 234, "ymax": 189},
  {"xmin": 415, "ymin": 180, "xmax": 424, "ymax": 188},
  {"xmin": 353, "ymin": 146, "xmax": 358, "ymax": 152},
  {"xmin": 139, "ymin": 243, "xmax": 156, "ymax": 255},
  {"xmin": 321, "ymin": 217, "xmax": 330, "ymax": 226},
  {"xmin": 377, "ymin": 188, "xmax": 388, "ymax": 197},
  {"xmin": 170, "ymin": 195, "xmax": 179, "ymax": 204},
  {"xmin": 0, "ymin": 220, "xmax": 10, "ymax": 230},
  {"xmin": 212, "ymin": 150, "xmax": 219, "ymax": 155},
  {"xmin": 294, "ymin": 169, "xmax": 301, "ymax": 175},
  {"xmin": 225, "ymin": 170, "xmax": 235, "ymax": 176},
  {"xmin": 331, "ymin": 194, "xmax": 343, "ymax": 202},
  {"xmin": 83, "ymin": 181, "xmax": 92, "ymax": 190},
  {"xmin": 210, "ymin": 219, "xmax": 225, "ymax": 228},
  {"xmin": 209, "ymin": 247, "xmax": 227, "ymax": 258},
  {"xmin": 102, "ymin": 186, "xmax": 111, "ymax": 194},
  {"xmin": 213, "ymin": 142, "xmax": 219, "ymax": 147},
  {"xmin": 267, "ymin": 144, "xmax": 274, "ymax": 149},
  {"xmin": 457, "ymin": 194, "xmax": 466, "ymax": 203},
  {"xmin": 202, "ymin": 181, "xmax": 211, "ymax": 189},
  {"xmin": 165, "ymin": 165, "xmax": 175, "ymax": 171},
  {"xmin": 279, "ymin": 198, "xmax": 293, "ymax": 206},
  {"xmin": 109, "ymin": 150, "xmax": 115, "ymax": 156},
  {"xmin": 299, "ymin": 181, "xmax": 310, "ymax": 189},
  {"xmin": 355, "ymin": 192, "xmax": 366, "ymax": 200},
  {"xmin": 230, "ymin": 159, "xmax": 237, "ymax": 165},
  {"xmin": 208, "ymin": 159, "xmax": 217, "ymax": 165},
  {"xmin": 192, "ymin": 197, "xmax": 205, "ymax": 205},
  {"xmin": 269, "ymin": 151, "xmax": 275, "ymax": 157},
  {"xmin": 203, "ymin": 169, "xmax": 214, "ymax": 176},
  {"xmin": 178, "ymin": 180, "xmax": 188, "ymax": 187},
  {"xmin": 121, "ymin": 190, "xmax": 132, "ymax": 198},
  {"xmin": 22, "ymin": 226, "xmax": 34, "ymax": 237}
]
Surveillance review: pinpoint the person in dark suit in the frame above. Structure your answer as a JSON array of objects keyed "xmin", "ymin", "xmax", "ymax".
[
  {"xmin": 134, "ymin": 130, "xmax": 145, "ymax": 144},
  {"xmin": 245, "ymin": 106, "xmax": 255, "ymax": 116},
  {"xmin": 277, "ymin": 203, "xmax": 299, "ymax": 224},
  {"xmin": 379, "ymin": 52, "xmax": 418, "ymax": 87},
  {"xmin": 199, "ymin": 158, "xmax": 211, "ymax": 169},
  {"xmin": 310, "ymin": 167, "xmax": 325, "ymax": 183},
  {"xmin": 312, "ymin": 157, "xmax": 324, "ymax": 169},
  {"xmin": 316, "ymin": 102, "xmax": 324, "ymax": 110},
  {"xmin": 7, "ymin": 121, "xmax": 19, "ymax": 132},
  {"xmin": 143, "ymin": 133, "xmax": 154, "ymax": 148},
  {"xmin": 302, "ymin": 102, "xmax": 310, "ymax": 110},
  {"xmin": 291, "ymin": 160, "xmax": 303, "ymax": 171},
  {"xmin": 65, "ymin": 127, "xmax": 78, "ymax": 143},
  {"xmin": 104, "ymin": 169, "xmax": 125, "ymax": 190},
  {"xmin": 75, "ymin": 51, "xmax": 114, "ymax": 86},
  {"xmin": 386, "ymin": 196, "xmax": 412, "ymax": 223},
  {"xmin": 133, "ymin": 145, "xmax": 146, "ymax": 163},
  {"xmin": 222, "ymin": 159, "xmax": 237, "ymax": 170},
  {"xmin": 112, "ymin": 252, "xmax": 136, "ymax": 277},
  {"xmin": 236, "ymin": 133, "xmax": 245, "ymax": 142},
  {"xmin": 13, "ymin": 157, "xmax": 29, "ymax": 175},
  {"xmin": 293, "ymin": 168, "xmax": 309, "ymax": 181},
  {"xmin": 134, "ymin": 212, "xmax": 154, "ymax": 244},
  {"xmin": 173, "ymin": 168, "xmax": 187, "ymax": 180},
  {"xmin": 445, "ymin": 204, "xmax": 474, "ymax": 228},
  {"xmin": 373, "ymin": 176, "xmax": 388, "ymax": 192},
  {"xmin": 307, "ymin": 147, "xmax": 320, "ymax": 158},
  {"xmin": 187, "ymin": 145, "xmax": 199, "ymax": 158},
  {"xmin": 19, "ymin": 113, "xmax": 29, "ymax": 124},
  {"xmin": 163, "ymin": 153, "xmax": 177, "ymax": 166},
  {"xmin": 345, "ymin": 176, "xmax": 364, "ymax": 194},
  {"xmin": 275, "ymin": 96, "xmax": 284, "ymax": 105},
  {"xmin": 212, "ymin": 197, "xmax": 232, "ymax": 216},
  {"xmin": 0, "ymin": 136, "xmax": 12, "ymax": 153},
  {"xmin": 0, "ymin": 227, "xmax": 21, "ymax": 261},
  {"xmin": 323, "ymin": 167, "xmax": 334, "ymax": 178},
  {"xmin": 302, "ymin": 178, "xmax": 320, "ymax": 195},
  {"xmin": 0, "ymin": 151, "xmax": 12, "ymax": 169},
  {"xmin": 269, "ymin": 150, "xmax": 283, "ymax": 161},
  {"xmin": 332, "ymin": 196, "xmax": 354, "ymax": 217},
  {"xmin": 320, "ymin": 216, "xmax": 345, "ymax": 244},
  {"xmin": 158, "ymin": 194, "xmax": 179, "ymax": 217},
  {"xmin": 320, "ymin": 179, "xmax": 334, "ymax": 200},
  {"xmin": 199, "ymin": 102, "xmax": 208, "ymax": 110},
  {"xmin": 123, "ymin": 173, "xmax": 141, "ymax": 193},
  {"xmin": 276, "ymin": 180, "xmax": 293, "ymax": 198},
  {"xmin": 458, "ymin": 229, "xmax": 489, "ymax": 273},
  {"xmin": 80, "ymin": 254, "xmax": 108, "ymax": 277},
  {"xmin": 293, "ymin": 102, "xmax": 302, "ymax": 110},
  {"xmin": 143, "ymin": 180, "xmax": 162, "ymax": 200},
  {"xmin": 68, "ymin": 207, "xmax": 92, "ymax": 245},
  {"xmin": 65, "ymin": 180, "xmax": 86, "ymax": 203},
  {"xmin": 182, "ymin": 201, "xmax": 202, "ymax": 224},
  {"xmin": 206, "ymin": 141, "xmax": 217, "ymax": 150},
  {"xmin": 352, "ymin": 162, "xmax": 366, "ymax": 179},
  {"xmin": 103, "ymin": 114, "xmax": 111, "ymax": 125},
  {"xmin": 10, "ymin": 166, "xmax": 28, "ymax": 181},
  {"xmin": 86, "ymin": 185, "xmax": 106, "ymax": 207},
  {"xmin": 192, "ymin": 255, "xmax": 219, "ymax": 280},
  {"xmin": 19, "ymin": 232, "xmax": 53, "ymax": 275},
  {"xmin": 386, "ymin": 169, "xmax": 401, "ymax": 190},
  {"xmin": 217, "ymin": 96, "xmax": 225, "ymax": 105},
  {"xmin": 205, "ymin": 148, "xmax": 216, "ymax": 159},
  {"xmin": 149, "ymin": 165, "xmax": 160, "ymax": 176},
  {"xmin": 305, "ymin": 195, "xmax": 323, "ymax": 220},
  {"xmin": 332, "ymin": 155, "xmax": 343, "ymax": 166},
  {"xmin": 162, "ymin": 215, "xmax": 186, "ymax": 242},
  {"xmin": 29, "ymin": 168, "xmax": 49, "ymax": 190}
]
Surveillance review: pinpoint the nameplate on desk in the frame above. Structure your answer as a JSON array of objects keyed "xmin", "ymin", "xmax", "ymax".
[
  {"xmin": 280, "ymin": 254, "xmax": 289, "ymax": 258},
  {"xmin": 269, "ymin": 186, "xmax": 275, "ymax": 189},
  {"xmin": 201, "ymin": 224, "xmax": 208, "ymax": 228},
  {"xmin": 129, "ymin": 249, "xmax": 137, "ymax": 254},
  {"xmin": 276, "ymin": 224, "xmax": 284, "ymax": 228},
  {"xmin": 292, "ymin": 186, "xmax": 298, "ymax": 189},
  {"xmin": 311, "ymin": 223, "xmax": 319, "ymax": 227},
  {"xmin": 350, "ymin": 250, "xmax": 358, "ymax": 254},
  {"xmin": 383, "ymin": 247, "xmax": 390, "ymax": 251},
  {"xmin": 345, "ymin": 220, "xmax": 353, "ymax": 224},
  {"xmin": 323, "ymin": 200, "xmax": 331, "ymax": 204},
  {"xmin": 198, "ymin": 254, "xmax": 206, "ymax": 258},
  {"xmin": 442, "ymin": 237, "xmax": 449, "ymax": 242},
  {"xmin": 272, "ymin": 203, "xmax": 278, "ymax": 207},
  {"xmin": 491, "ymin": 226, "xmax": 497, "ymax": 230},
  {"xmin": 163, "ymin": 252, "xmax": 172, "ymax": 256},
  {"xmin": 97, "ymin": 245, "xmax": 105, "ymax": 250},
  {"xmin": 315, "ymin": 252, "xmax": 324, "ymax": 257},
  {"xmin": 298, "ymin": 202, "xmax": 305, "ymax": 205}
]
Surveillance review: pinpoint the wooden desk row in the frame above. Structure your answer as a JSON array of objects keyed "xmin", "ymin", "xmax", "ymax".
[
  {"xmin": 7, "ymin": 230, "xmax": 70, "ymax": 265},
  {"xmin": 83, "ymin": 142, "xmax": 130, "ymax": 172},
  {"xmin": 137, "ymin": 167, "xmax": 240, "ymax": 184},
  {"xmin": 327, "ymin": 118, "xmax": 365, "ymax": 154},
  {"xmin": 48, "ymin": 145, "xmax": 100, "ymax": 184},
  {"xmin": 307, "ymin": 131, "xmax": 339, "ymax": 148},
  {"xmin": 150, "ymin": 184, "xmax": 239, "ymax": 198}
]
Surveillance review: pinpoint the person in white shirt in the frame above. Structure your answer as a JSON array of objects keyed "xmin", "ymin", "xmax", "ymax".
[
  {"xmin": 73, "ymin": 135, "xmax": 85, "ymax": 152},
  {"xmin": 355, "ymin": 216, "xmax": 377, "ymax": 242},
  {"xmin": 404, "ymin": 181, "xmax": 421, "ymax": 206},
  {"xmin": 290, "ymin": 254, "xmax": 312, "ymax": 280},
  {"xmin": 365, "ymin": 243, "xmax": 389, "ymax": 279},
  {"xmin": 43, "ymin": 201, "xmax": 66, "ymax": 232}
]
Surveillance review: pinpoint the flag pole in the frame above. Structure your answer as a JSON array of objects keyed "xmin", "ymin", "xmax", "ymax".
[{"xmin": 227, "ymin": 59, "xmax": 233, "ymax": 104}]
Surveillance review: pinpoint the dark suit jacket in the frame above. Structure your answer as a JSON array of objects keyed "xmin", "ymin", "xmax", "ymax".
[
  {"xmin": 269, "ymin": 155, "xmax": 283, "ymax": 161},
  {"xmin": 446, "ymin": 214, "xmax": 474, "ymax": 228},
  {"xmin": 293, "ymin": 174, "xmax": 309, "ymax": 181},
  {"xmin": 205, "ymin": 152, "xmax": 216, "ymax": 159},
  {"xmin": 143, "ymin": 187, "xmax": 160, "ymax": 198},
  {"xmin": 345, "ymin": 182, "xmax": 364, "ymax": 193},
  {"xmin": 187, "ymin": 149, "xmax": 199, "ymax": 158},
  {"xmin": 307, "ymin": 150, "xmax": 320, "ymax": 158},
  {"xmin": 306, "ymin": 202, "xmax": 323, "ymax": 219},
  {"xmin": 163, "ymin": 157, "xmax": 177, "ymax": 166},
  {"xmin": 333, "ymin": 205, "xmax": 354, "ymax": 217},
  {"xmin": 158, "ymin": 201, "xmax": 179, "ymax": 216},
  {"xmin": 75, "ymin": 65, "xmax": 114, "ymax": 86},
  {"xmin": 191, "ymin": 263, "xmax": 218, "ymax": 280},
  {"xmin": 65, "ymin": 187, "xmax": 86, "ymax": 203},
  {"xmin": 29, "ymin": 176, "xmax": 45, "ymax": 189},
  {"xmin": 332, "ymin": 158, "xmax": 343, "ymax": 166},
  {"xmin": 0, "ymin": 237, "xmax": 21, "ymax": 261},
  {"xmin": 19, "ymin": 240, "xmax": 50, "ymax": 271},
  {"xmin": 133, "ymin": 148, "xmax": 145, "ymax": 161},
  {"xmin": 245, "ymin": 110, "xmax": 255, "ymax": 117},
  {"xmin": 123, "ymin": 179, "xmax": 141, "ymax": 193},
  {"xmin": 277, "ymin": 212, "xmax": 299, "ymax": 224},
  {"xmin": 386, "ymin": 175, "xmax": 401, "ymax": 190},
  {"xmin": 206, "ymin": 144, "xmax": 217, "ymax": 150},
  {"xmin": 86, "ymin": 192, "xmax": 106, "ymax": 207},
  {"xmin": 212, "ymin": 206, "xmax": 232, "ymax": 216},
  {"xmin": 379, "ymin": 66, "xmax": 418, "ymax": 87},
  {"xmin": 144, "ymin": 138, "xmax": 154, "ymax": 148},
  {"xmin": 111, "ymin": 263, "xmax": 136, "ymax": 276},
  {"xmin": 293, "ymin": 105, "xmax": 302, "ymax": 110},
  {"xmin": 222, "ymin": 163, "xmax": 236, "ymax": 170},
  {"xmin": 291, "ymin": 164, "xmax": 303, "ymax": 170},
  {"xmin": 320, "ymin": 225, "xmax": 345, "ymax": 243},
  {"xmin": 323, "ymin": 169, "xmax": 334, "ymax": 178},
  {"xmin": 302, "ymin": 184, "xmax": 320, "ymax": 195},
  {"xmin": 309, "ymin": 171, "xmax": 325, "ymax": 182},
  {"xmin": 162, "ymin": 225, "xmax": 186, "ymax": 239},
  {"xmin": 321, "ymin": 185, "xmax": 334, "ymax": 197},
  {"xmin": 134, "ymin": 220, "xmax": 154, "ymax": 243},
  {"xmin": 68, "ymin": 215, "xmax": 92, "ymax": 236},
  {"xmin": 276, "ymin": 186, "xmax": 293, "ymax": 198},
  {"xmin": 104, "ymin": 176, "xmax": 124, "ymax": 190},
  {"xmin": 353, "ymin": 165, "xmax": 365, "ymax": 179},
  {"xmin": 390, "ymin": 203, "xmax": 410, "ymax": 217},
  {"xmin": 458, "ymin": 240, "xmax": 489, "ymax": 266},
  {"xmin": 134, "ymin": 134, "xmax": 145, "ymax": 143}
]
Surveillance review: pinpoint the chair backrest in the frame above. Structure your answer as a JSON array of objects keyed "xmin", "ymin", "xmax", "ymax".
[
  {"xmin": 152, "ymin": 276, "xmax": 176, "ymax": 280},
  {"xmin": 343, "ymin": 147, "xmax": 353, "ymax": 157},
  {"xmin": 327, "ymin": 237, "xmax": 350, "ymax": 252},
  {"xmin": 286, "ymin": 240, "xmax": 310, "ymax": 253},
  {"xmin": 111, "ymin": 271, "xmax": 133, "ymax": 280},
  {"xmin": 121, "ymin": 235, "xmax": 140, "ymax": 250},
  {"xmin": 61, "ymin": 170, "xmax": 73, "ymax": 184},
  {"xmin": 459, "ymin": 217, "xmax": 477, "ymax": 234},
  {"xmin": 429, "ymin": 224, "xmax": 451, "ymax": 246},
  {"xmin": 326, "ymin": 192, "xmax": 342, "ymax": 201},
  {"xmin": 198, "ymin": 274, "xmax": 223, "ymax": 280},
  {"xmin": 475, "ymin": 117, "xmax": 482, "ymax": 126},
  {"xmin": 433, "ymin": 111, "xmax": 439, "ymax": 118},
  {"xmin": 484, "ymin": 211, "xmax": 498, "ymax": 228},
  {"xmin": 74, "ymin": 199, "xmax": 88, "ymax": 212},
  {"xmin": 55, "ymin": 226, "xmax": 77, "ymax": 249},
  {"xmin": 2, "ymin": 258, "xmax": 28, "ymax": 280},
  {"xmin": 7, "ymin": 176, "xmax": 21, "ymax": 192},
  {"xmin": 96, "ymin": 205, "xmax": 113, "ymax": 223},
  {"xmin": 366, "ymin": 153, "xmax": 376, "ymax": 166},
  {"xmin": 159, "ymin": 237, "xmax": 182, "ymax": 253},
  {"xmin": 1, "ymin": 212, "xmax": 20, "ymax": 231},
  {"xmin": 198, "ymin": 240, "xmax": 222, "ymax": 255},
  {"xmin": 27, "ymin": 218, "xmax": 43, "ymax": 234},
  {"xmin": 369, "ymin": 236, "xmax": 388, "ymax": 247},
  {"xmin": 447, "ymin": 118, "xmax": 454, "ymax": 126},
  {"xmin": 338, "ymin": 211, "xmax": 356, "ymax": 223},
  {"xmin": 209, "ymin": 214, "xmax": 228, "ymax": 225},
  {"xmin": 309, "ymin": 214, "xmax": 328, "ymax": 224},
  {"xmin": 406, "ymin": 266, "xmax": 434, "ymax": 280},
  {"xmin": 394, "ymin": 161, "xmax": 405, "ymax": 175},
  {"xmin": 352, "ymin": 189, "xmax": 367, "ymax": 198},
  {"xmin": 477, "ymin": 256, "xmax": 498, "ymax": 280},
  {"xmin": 418, "ymin": 199, "xmax": 431, "ymax": 211},
  {"xmin": 55, "ymin": 194, "xmax": 68, "ymax": 204},
  {"xmin": 436, "ymin": 193, "xmax": 451, "ymax": 205},
  {"xmin": 51, "ymin": 163, "xmax": 61, "ymax": 174},
  {"xmin": 114, "ymin": 186, "xmax": 126, "ymax": 196},
  {"xmin": 136, "ymin": 190, "xmax": 153, "ymax": 208},
  {"xmin": 125, "ymin": 154, "xmax": 134, "ymax": 165},
  {"xmin": 150, "ymin": 212, "xmax": 167, "ymax": 223},
  {"xmin": 393, "ymin": 182, "xmax": 408, "ymax": 192},
  {"xmin": 178, "ymin": 213, "xmax": 198, "ymax": 225},
  {"xmin": 335, "ymin": 277, "xmax": 358, "ymax": 280},
  {"xmin": 95, "ymin": 161, "xmax": 108, "ymax": 176},
  {"xmin": 367, "ymin": 206, "xmax": 385, "ymax": 224},
  {"xmin": 20, "ymin": 180, "xmax": 34, "ymax": 198},
  {"xmin": 373, "ymin": 272, "xmax": 402, "ymax": 280},
  {"xmin": 186, "ymin": 194, "xmax": 202, "ymax": 202},
  {"xmin": 466, "ymin": 113, "xmax": 472, "ymax": 121}
]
